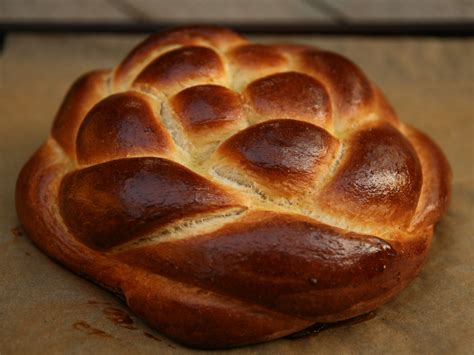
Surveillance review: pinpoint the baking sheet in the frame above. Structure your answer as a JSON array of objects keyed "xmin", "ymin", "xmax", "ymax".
[{"xmin": 0, "ymin": 34, "xmax": 473, "ymax": 354}]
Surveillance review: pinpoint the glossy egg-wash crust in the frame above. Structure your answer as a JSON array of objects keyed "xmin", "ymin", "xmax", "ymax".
[
  {"xmin": 320, "ymin": 123, "xmax": 422, "ymax": 227},
  {"xmin": 217, "ymin": 119, "xmax": 339, "ymax": 190},
  {"xmin": 76, "ymin": 91, "xmax": 174, "ymax": 165},
  {"xmin": 116, "ymin": 212, "xmax": 405, "ymax": 319},
  {"xmin": 246, "ymin": 72, "xmax": 332, "ymax": 127},
  {"xmin": 229, "ymin": 44, "xmax": 288, "ymax": 69},
  {"xmin": 52, "ymin": 70, "xmax": 110, "ymax": 156},
  {"xmin": 114, "ymin": 25, "xmax": 246, "ymax": 87},
  {"xmin": 170, "ymin": 84, "xmax": 243, "ymax": 131},
  {"xmin": 298, "ymin": 49, "xmax": 374, "ymax": 118},
  {"xmin": 60, "ymin": 157, "xmax": 241, "ymax": 250},
  {"xmin": 133, "ymin": 46, "xmax": 225, "ymax": 93},
  {"xmin": 16, "ymin": 25, "xmax": 451, "ymax": 349}
]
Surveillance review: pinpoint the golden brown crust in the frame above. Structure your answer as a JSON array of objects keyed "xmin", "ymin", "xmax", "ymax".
[
  {"xmin": 245, "ymin": 72, "xmax": 332, "ymax": 128},
  {"xmin": 319, "ymin": 123, "xmax": 423, "ymax": 228},
  {"xmin": 229, "ymin": 44, "xmax": 288, "ymax": 69},
  {"xmin": 76, "ymin": 91, "xmax": 174, "ymax": 165},
  {"xmin": 59, "ymin": 157, "xmax": 241, "ymax": 250},
  {"xmin": 215, "ymin": 119, "xmax": 339, "ymax": 194},
  {"xmin": 116, "ymin": 211, "xmax": 409, "ymax": 320},
  {"xmin": 404, "ymin": 125, "xmax": 452, "ymax": 229},
  {"xmin": 133, "ymin": 46, "xmax": 225, "ymax": 95},
  {"xmin": 227, "ymin": 44, "xmax": 290, "ymax": 90},
  {"xmin": 16, "ymin": 26, "xmax": 451, "ymax": 349},
  {"xmin": 114, "ymin": 25, "xmax": 245, "ymax": 89},
  {"xmin": 170, "ymin": 84, "xmax": 243, "ymax": 131},
  {"xmin": 298, "ymin": 49, "xmax": 374, "ymax": 120},
  {"xmin": 16, "ymin": 142, "xmax": 310, "ymax": 348},
  {"xmin": 52, "ymin": 70, "xmax": 110, "ymax": 157}
]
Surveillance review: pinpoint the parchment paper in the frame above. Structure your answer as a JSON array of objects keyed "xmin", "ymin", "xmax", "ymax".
[{"xmin": 0, "ymin": 34, "xmax": 473, "ymax": 354}]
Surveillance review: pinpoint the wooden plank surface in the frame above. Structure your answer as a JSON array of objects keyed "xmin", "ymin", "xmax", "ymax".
[
  {"xmin": 1, "ymin": 0, "xmax": 473, "ymax": 24},
  {"xmin": 326, "ymin": 0, "xmax": 474, "ymax": 22},
  {"xmin": 0, "ymin": 33, "xmax": 473, "ymax": 354},
  {"xmin": 108, "ymin": 0, "xmax": 331, "ymax": 23},
  {"xmin": 0, "ymin": 0, "xmax": 332, "ymax": 23},
  {"xmin": 0, "ymin": 0, "xmax": 129, "ymax": 22}
]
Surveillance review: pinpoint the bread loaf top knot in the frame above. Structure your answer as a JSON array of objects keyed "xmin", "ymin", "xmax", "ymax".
[{"xmin": 18, "ymin": 25, "xmax": 451, "ymax": 348}]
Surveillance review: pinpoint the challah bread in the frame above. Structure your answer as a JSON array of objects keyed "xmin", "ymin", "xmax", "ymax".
[{"xmin": 16, "ymin": 26, "xmax": 452, "ymax": 349}]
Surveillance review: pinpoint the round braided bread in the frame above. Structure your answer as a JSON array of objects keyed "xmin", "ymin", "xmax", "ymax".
[{"xmin": 16, "ymin": 26, "xmax": 452, "ymax": 349}]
